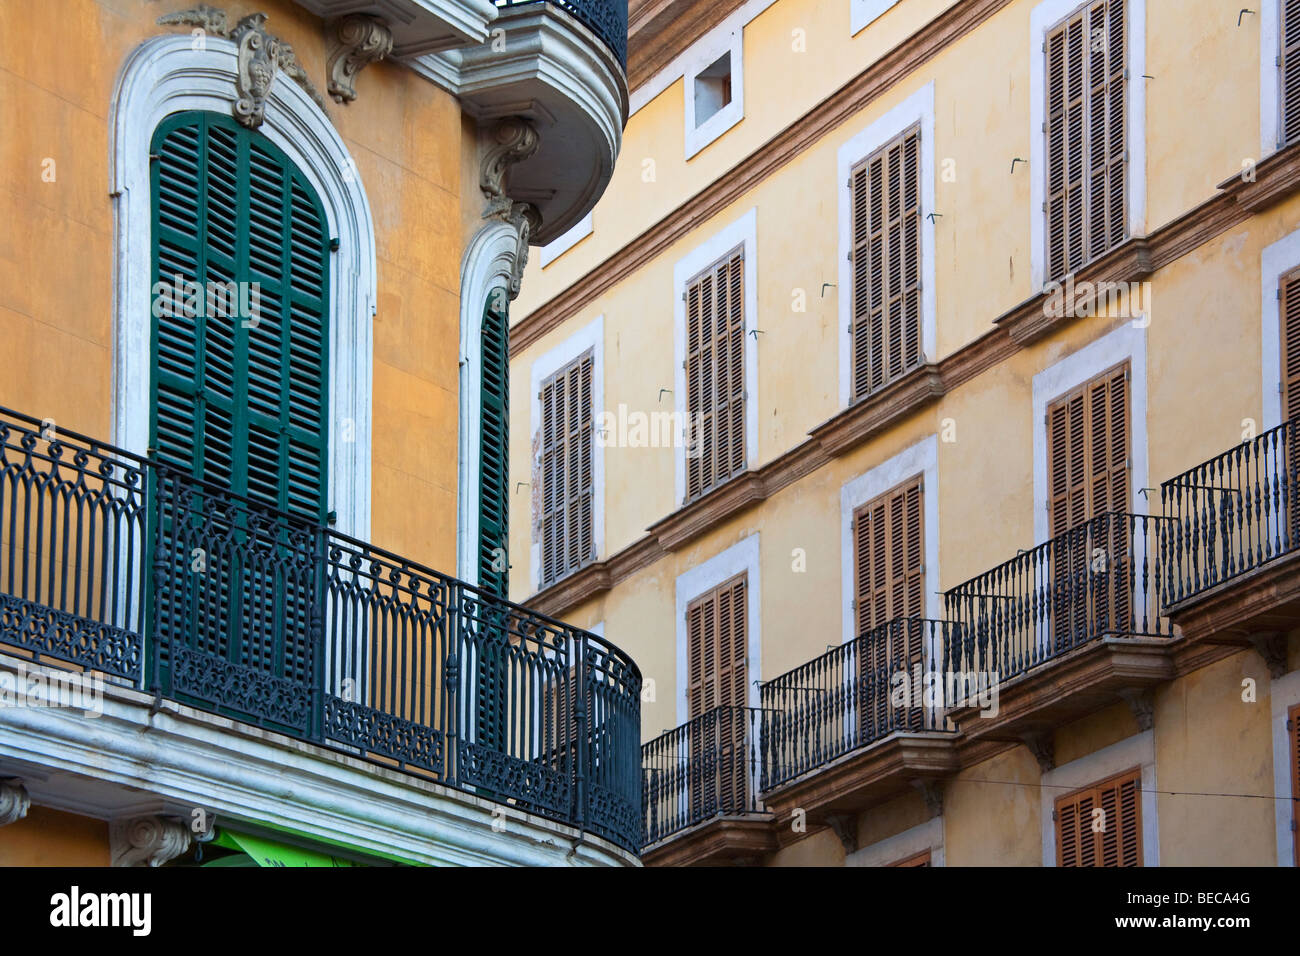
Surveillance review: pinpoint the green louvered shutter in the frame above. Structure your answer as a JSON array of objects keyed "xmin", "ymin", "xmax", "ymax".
[
  {"xmin": 149, "ymin": 111, "xmax": 329, "ymax": 725},
  {"xmin": 477, "ymin": 290, "xmax": 510, "ymax": 597},
  {"xmin": 474, "ymin": 290, "xmax": 510, "ymax": 753}
]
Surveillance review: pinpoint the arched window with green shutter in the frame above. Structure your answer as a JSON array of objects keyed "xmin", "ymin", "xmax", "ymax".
[
  {"xmin": 148, "ymin": 110, "xmax": 330, "ymax": 731},
  {"xmin": 150, "ymin": 110, "xmax": 329, "ymax": 517}
]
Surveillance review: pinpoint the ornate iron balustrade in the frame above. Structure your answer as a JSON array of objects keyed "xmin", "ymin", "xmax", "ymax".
[
  {"xmin": 0, "ymin": 411, "xmax": 149, "ymax": 681},
  {"xmin": 944, "ymin": 512, "xmax": 1171, "ymax": 684},
  {"xmin": 494, "ymin": 0, "xmax": 628, "ymax": 71},
  {"xmin": 641, "ymin": 704, "xmax": 765, "ymax": 847},
  {"xmin": 1160, "ymin": 418, "xmax": 1299, "ymax": 607},
  {"xmin": 0, "ymin": 406, "xmax": 642, "ymax": 853},
  {"xmin": 762, "ymin": 618, "xmax": 957, "ymax": 792}
]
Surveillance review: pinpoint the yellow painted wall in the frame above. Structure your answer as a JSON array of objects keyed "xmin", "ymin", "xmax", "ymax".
[
  {"xmin": 507, "ymin": 0, "xmax": 1300, "ymax": 864},
  {"xmin": 0, "ymin": 806, "xmax": 110, "ymax": 866},
  {"xmin": 0, "ymin": 0, "xmax": 471, "ymax": 573}
]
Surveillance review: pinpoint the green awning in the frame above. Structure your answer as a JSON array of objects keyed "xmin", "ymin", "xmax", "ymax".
[{"xmin": 208, "ymin": 828, "xmax": 364, "ymax": 868}]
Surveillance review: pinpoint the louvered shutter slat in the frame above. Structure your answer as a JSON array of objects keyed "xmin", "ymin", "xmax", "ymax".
[{"xmin": 850, "ymin": 127, "xmax": 922, "ymax": 402}]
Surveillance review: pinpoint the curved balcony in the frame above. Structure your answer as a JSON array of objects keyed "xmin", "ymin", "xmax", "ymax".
[
  {"xmin": 418, "ymin": 0, "xmax": 630, "ymax": 243},
  {"xmin": 0, "ymin": 405, "xmax": 643, "ymax": 854}
]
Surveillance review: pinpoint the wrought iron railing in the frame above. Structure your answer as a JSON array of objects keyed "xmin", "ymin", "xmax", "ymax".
[
  {"xmin": 1160, "ymin": 418, "xmax": 1300, "ymax": 607},
  {"xmin": 641, "ymin": 704, "xmax": 765, "ymax": 847},
  {"xmin": 494, "ymin": 0, "xmax": 628, "ymax": 71},
  {"xmin": 945, "ymin": 512, "xmax": 1171, "ymax": 684},
  {"xmin": 0, "ymin": 406, "xmax": 642, "ymax": 853},
  {"xmin": 762, "ymin": 618, "xmax": 957, "ymax": 792}
]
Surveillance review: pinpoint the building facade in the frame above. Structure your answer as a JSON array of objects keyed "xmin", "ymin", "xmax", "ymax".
[
  {"xmin": 509, "ymin": 0, "xmax": 1300, "ymax": 865},
  {"xmin": 0, "ymin": 0, "xmax": 643, "ymax": 866}
]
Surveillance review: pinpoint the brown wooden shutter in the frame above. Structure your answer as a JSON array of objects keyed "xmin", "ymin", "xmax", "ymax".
[
  {"xmin": 1283, "ymin": 0, "xmax": 1300, "ymax": 146},
  {"xmin": 1281, "ymin": 270, "xmax": 1300, "ymax": 422},
  {"xmin": 686, "ymin": 573, "xmax": 748, "ymax": 719},
  {"xmin": 539, "ymin": 351, "xmax": 594, "ymax": 586},
  {"xmin": 854, "ymin": 476, "xmax": 925, "ymax": 633},
  {"xmin": 686, "ymin": 574, "xmax": 749, "ymax": 814},
  {"xmin": 1290, "ymin": 703, "xmax": 1300, "ymax": 866},
  {"xmin": 685, "ymin": 250, "xmax": 746, "ymax": 502},
  {"xmin": 1056, "ymin": 767, "xmax": 1142, "ymax": 866},
  {"xmin": 850, "ymin": 125, "xmax": 922, "ymax": 401},
  {"xmin": 1047, "ymin": 362, "xmax": 1130, "ymax": 537},
  {"xmin": 1045, "ymin": 0, "xmax": 1127, "ymax": 281},
  {"xmin": 890, "ymin": 849, "xmax": 932, "ymax": 867},
  {"xmin": 854, "ymin": 476, "xmax": 925, "ymax": 735}
]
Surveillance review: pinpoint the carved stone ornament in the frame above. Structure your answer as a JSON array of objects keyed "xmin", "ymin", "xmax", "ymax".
[
  {"xmin": 0, "ymin": 779, "xmax": 30, "ymax": 827},
  {"xmin": 1119, "ymin": 688, "xmax": 1156, "ymax": 732},
  {"xmin": 110, "ymin": 815, "xmax": 192, "ymax": 867},
  {"xmin": 1022, "ymin": 732, "xmax": 1055, "ymax": 773},
  {"xmin": 480, "ymin": 118, "xmax": 542, "ymax": 300},
  {"xmin": 912, "ymin": 779, "xmax": 944, "ymax": 819},
  {"xmin": 328, "ymin": 15, "xmax": 393, "ymax": 104},
  {"xmin": 157, "ymin": 6, "xmax": 328, "ymax": 128}
]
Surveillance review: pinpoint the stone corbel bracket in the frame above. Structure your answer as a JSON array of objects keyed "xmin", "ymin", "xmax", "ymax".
[
  {"xmin": 110, "ymin": 815, "xmax": 192, "ymax": 867},
  {"xmin": 157, "ymin": 6, "xmax": 328, "ymax": 128},
  {"xmin": 0, "ymin": 779, "xmax": 30, "ymax": 827},
  {"xmin": 480, "ymin": 118, "xmax": 542, "ymax": 299},
  {"xmin": 328, "ymin": 15, "xmax": 394, "ymax": 104}
]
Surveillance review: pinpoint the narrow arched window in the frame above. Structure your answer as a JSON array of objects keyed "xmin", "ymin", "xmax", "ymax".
[
  {"xmin": 150, "ymin": 111, "xmax": 329, "ymax": 519},
  {"xmin": 477, "ymin": 289, "xmax": 510, "ymax": 598}
]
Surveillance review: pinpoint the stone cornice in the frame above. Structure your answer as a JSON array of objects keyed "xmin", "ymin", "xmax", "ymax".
[{"xmin": 521, "ymin": 141, "xmax": 1300, "ymax": 619}]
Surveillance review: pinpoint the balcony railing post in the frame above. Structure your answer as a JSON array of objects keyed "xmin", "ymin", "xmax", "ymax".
[
  {"xmin": 445, "ymin": 579, "xmax": 462, "ymax": 790},
  {"xmin": 574, "ymin": 629, "xmax": 590, "ymax": 837}
]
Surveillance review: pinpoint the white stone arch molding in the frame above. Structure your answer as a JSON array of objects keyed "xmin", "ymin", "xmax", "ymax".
[
  {"xmin": 110, "ymin": 34, "xmax": 377, "ymax": 541},
  {"xmin": 457, "ymin": 220, "xmax": 519, "ymax": 586}
]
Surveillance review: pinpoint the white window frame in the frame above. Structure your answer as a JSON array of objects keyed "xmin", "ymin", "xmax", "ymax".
[
  {"xmin": 683, "ymin": 28, "xmax": 745, "ymax": 159},
  {"xmin": 846, "ymin": 815, "xmax": 945, "ymax": 866},
  {"xmin": 672, "ymin": 208, "xmax": 760, "ymax": 505},
  {"xmin": 1039, "ymin": 729, "xmax": 1159, "ymax": 866},
  {"xmin": 674, "ymin": 533, "xmax": 762, "ymax": 726},
  {"xmin": 1028, "ymin": 0, "xmax": 1147, "ymax": 292},
  {"xmin": 629, "ymin": 0, "xmax": 777, "ymax": 117},
  {"xmin": 538, "ymin": 212, "xmax": 594, "ymax": 268},
  {"xmin": 111, "ymin": 35, "xmax": 377, "ymax": 542},
  {"xmin": 851, "ymin": 0, "xmax": 902, "ymax": 36},
  {"xmin": 840, "ymin": 435, "xmax": 941, "ymax": 641},
  {"xmin": 528, "ymin": 315, "xmax": 606, "ymax": 593},
  {"xmin": 1262, "ymin": 0, "xmax": 1286, "ymax": 157},
  {"xmin": 1031, "ymin": 321, "xmax": 1150, "ymax": 545},
  {"xmin": 1272, "ymin": 666, "xmax": 1300, "ymax": 866},
  {"xmin": 836, "ymin": 82, "xmax": 937, "ymax": 408},
  {"xmin": 1259, "ymin": 226, "xmax": 1300, "ymax": 430}
]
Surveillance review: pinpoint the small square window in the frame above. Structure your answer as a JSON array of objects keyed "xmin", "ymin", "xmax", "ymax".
[{"xmin": 693, "ymin": 53, "xmax": 733, "ymax": 128}]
